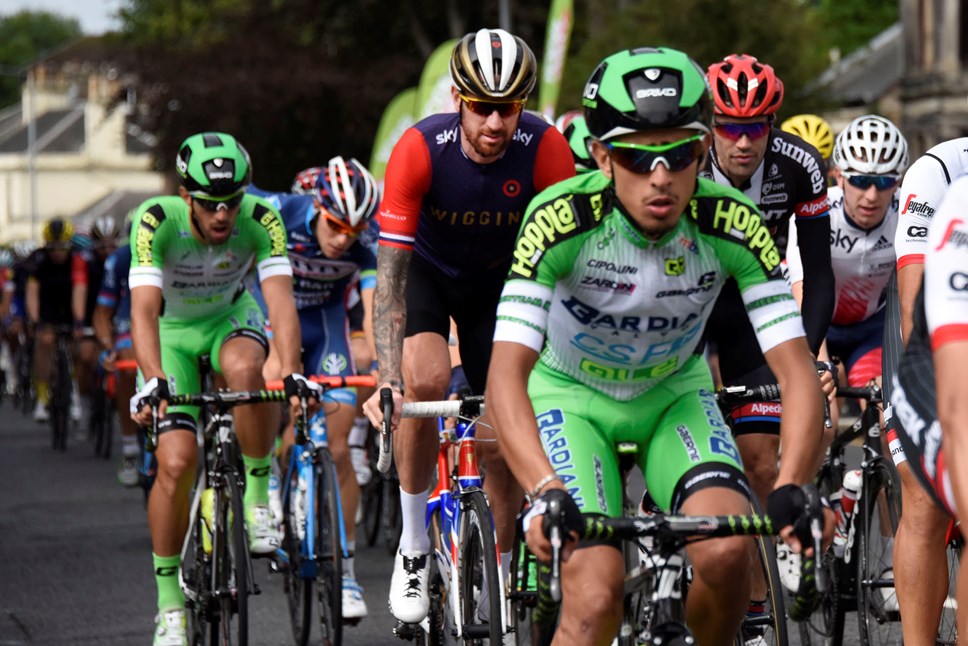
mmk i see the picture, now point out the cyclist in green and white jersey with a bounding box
[129,132,321,646]
[487,48,828,645]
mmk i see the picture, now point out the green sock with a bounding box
[243,454,272,508]
[153,553,184,611]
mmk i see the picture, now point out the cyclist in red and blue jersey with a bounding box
[363,28,574,625]
[94,226,139,486]
[251,156,379,621]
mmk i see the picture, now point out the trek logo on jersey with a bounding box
[535,408,584,506]
[902,194,935,217]
[512,129,533,146]
[771,138,825,193]
[936,218,968,251]
[710,200,781,272]
[664,256,686,276]
[435,127,459,145]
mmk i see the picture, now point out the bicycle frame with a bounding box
[425,410,508,639]
[279,410,348,579]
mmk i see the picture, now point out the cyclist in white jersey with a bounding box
[888,137,968,646]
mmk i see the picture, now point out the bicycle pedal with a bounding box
[392,620,419,641]
[342,616,363,627]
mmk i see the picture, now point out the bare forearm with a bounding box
[131,289,164,379]
[93,306,114,349]
[374,246,411,386]
[897,263,924,345]
[262,275,302,376]
[769,339,825,486]
[486,342,554,494]
[26,281,39,322]
[72,285,86,323]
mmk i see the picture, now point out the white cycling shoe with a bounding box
[342,575,368,620]
[246,504,282,555]
[153,607,188,646]
[388,550,430,624]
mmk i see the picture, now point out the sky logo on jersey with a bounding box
[902,194,935,217]
[512,129,533,146]
[436,127,459,145]
[536,408,584,506]
[512,195,602,278]
[710,200,781,272]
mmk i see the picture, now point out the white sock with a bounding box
[349,418,368,446]
[500,551,511,588]
[398,488,431,555]
[343,540,356,579]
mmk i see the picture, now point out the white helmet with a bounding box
[833,114,909,176]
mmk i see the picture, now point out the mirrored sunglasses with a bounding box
[713,121,772,141]
[459,93,526,118]
[843,173,899,191]
[192,192,245,212]
[323,210,367,237]
[606,134,706,174]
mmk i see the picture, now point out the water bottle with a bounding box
[294,474,308,541]
[832,469,862,558]
[268,462,282,527]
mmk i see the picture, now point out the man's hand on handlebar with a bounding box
[130,376,169,426]
[768,483,835,556]
[362,381,403,430]
[283,372,324,421]
[519,488,583,563]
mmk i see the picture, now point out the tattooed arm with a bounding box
[363,245,411,427]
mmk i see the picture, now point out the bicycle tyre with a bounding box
[856,459,901,646]
[362,476,383,547]
[735,497,789,646]
[184,490,213,645]
[315,448,343,646]
[93,386,114,459]
[281,456,312,646]
[383,470,402,557]
[457,490,502,644]
[509,534,538,646]
[938,530,961,645]
[427,507,455,645]
[211,473,249,645]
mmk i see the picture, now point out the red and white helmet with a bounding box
[708,54,784,118]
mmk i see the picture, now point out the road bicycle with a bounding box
[792,381,902,646]
[48,325,75,451]
[512,484,824,646]
[90,355,119,459]
[144,359,299,645]
[382,392,505,645]
[270,374,375,646]
[13,330,34,415]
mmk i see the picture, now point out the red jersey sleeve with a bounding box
[532,127,577,192]
[377,128,433,251]
[71,253,88,286]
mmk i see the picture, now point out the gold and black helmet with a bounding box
[450,28,537,101]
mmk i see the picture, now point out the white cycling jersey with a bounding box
[786,185,897,326]
[925,175,968,349]
[895,137,968,269]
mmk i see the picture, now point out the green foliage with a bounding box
[0,11,82,108]
[559,0,830,118]
[818,0,899,59]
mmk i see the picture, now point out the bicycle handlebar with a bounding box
[377,387,394,473]
[264,374,377,391]
[400,396,485,419]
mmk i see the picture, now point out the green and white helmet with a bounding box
[582,47,712,141]
[562,116,595,172]
[175,132,252,198]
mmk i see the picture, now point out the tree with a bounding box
[0,11,82,108]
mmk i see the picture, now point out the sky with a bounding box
[1,0,122,34]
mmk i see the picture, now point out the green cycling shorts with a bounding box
[528,354,747,515]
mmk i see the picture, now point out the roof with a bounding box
[0,106,155,155]
[72,190,159,231]
[810,22,902,105]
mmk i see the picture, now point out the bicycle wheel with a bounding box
[383,469,402,556]
[938,530,961,645]
[856,459,901,646]
[184,492,213,645]
[281,458,312,646]
[731,493,788,646]
[509,535,538,646]
[315,449,343,645]
[93,387,114,459]
[457,490,502,644]
[210,473,249,645]
[427,507,456,645]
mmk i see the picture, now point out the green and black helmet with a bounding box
[175,132,252,198]
[582,47,712,141]
[562,116,595,172]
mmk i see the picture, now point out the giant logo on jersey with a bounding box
[511,194,604,278]
[708,199,782,272]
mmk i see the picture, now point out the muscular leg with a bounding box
[735,433,779,600]
[396,332,450,551]
[477,418,522,551]
[894,461,949,646]
[148,429,198,555]
[681,487,753,646]
[326,401,359,545]
[552,545,624,646]
[219,336,273,458]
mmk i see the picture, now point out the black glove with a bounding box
[519,488,583,539]
[130,376,170,414]
[767,484,812,546]
[284,372,323,401]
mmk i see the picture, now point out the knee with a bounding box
[690,536,752,590]
[156,447,196,491]
[744,453,778,488]
[560,578,623,638]
[404,366,448,401]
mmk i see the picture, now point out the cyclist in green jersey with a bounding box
[487,47,829,646]
[128,132,321,646]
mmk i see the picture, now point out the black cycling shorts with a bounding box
[405,254,505,395]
